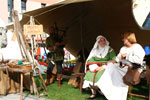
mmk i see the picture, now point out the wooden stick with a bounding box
[128,86,133,100]
[20,73,23,100]
[5,67,9,95]
[146,65,150,84]
[12,10,31,62]
[12,19,24,59]
[80,75,84,93]
[37,69,48,92]
[30,16,48,93]
[23,35,32,57]
[30,72,33,94]
[128,93,149,99]
[31,75,40,98]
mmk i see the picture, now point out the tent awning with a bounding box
[7,0,150,55]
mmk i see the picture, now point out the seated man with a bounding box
[82,35,116,99]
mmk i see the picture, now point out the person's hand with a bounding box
[107,60,116,64]
[95,66,105,71]
[121,53,127,59]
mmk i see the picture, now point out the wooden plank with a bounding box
[24,25,43,35]
[0,67,33,73]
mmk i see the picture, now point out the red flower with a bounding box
[42,56,44,59]
[44,63,48,66]
[38,61,42,65]
[36,56,39,60]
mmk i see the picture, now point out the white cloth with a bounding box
[0,30,23,60]
[88,64,99,71]
[116,44,145,64]
[83,43,145,100]
[87,35,109,60]
[98,63,129,100]
[85,35,110,72]
[83,35,110,88]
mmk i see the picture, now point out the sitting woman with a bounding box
[92,32,145,100]
[82,35,116,99]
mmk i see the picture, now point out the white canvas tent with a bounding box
[0,18,22,60]
[0,30,23,60]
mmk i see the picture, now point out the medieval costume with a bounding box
[45,28,66,87]
[83,35,116,89]
[89,43,145,100]
[98,43,145,100]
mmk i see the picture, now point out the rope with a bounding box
[34,18,41,25]
[19,13,31,17]
[20,0,90,19]
[33,0,77,18]
[18,0,77,18]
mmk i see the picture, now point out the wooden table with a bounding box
[0,66,39,100]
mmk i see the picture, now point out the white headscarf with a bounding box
[86,35,110,61]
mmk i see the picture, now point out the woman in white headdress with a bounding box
[97,32,145,100]
[83,35,116,99]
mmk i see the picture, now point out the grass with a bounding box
[24,75,149,100]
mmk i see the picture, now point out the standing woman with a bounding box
[97,32,145,100]
[82,35,116,99]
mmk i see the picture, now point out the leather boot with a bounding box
[57,74,62,88]
[45,74,51,86]
[50,74,56,84]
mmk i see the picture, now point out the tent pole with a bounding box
[12,10,31,62]
[30,16,48,93]
[80,15,86,63]
[29,16,36,70]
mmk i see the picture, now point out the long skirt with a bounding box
[83,63,129,100]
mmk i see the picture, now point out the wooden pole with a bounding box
[20,73,23,100]
[12,10,31,62]
[29,16,36,70]
[12,22,24,59]
[23,35,32,57]
[29,16,48,92]
[36,68,48,92]
[31,74,40,98]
